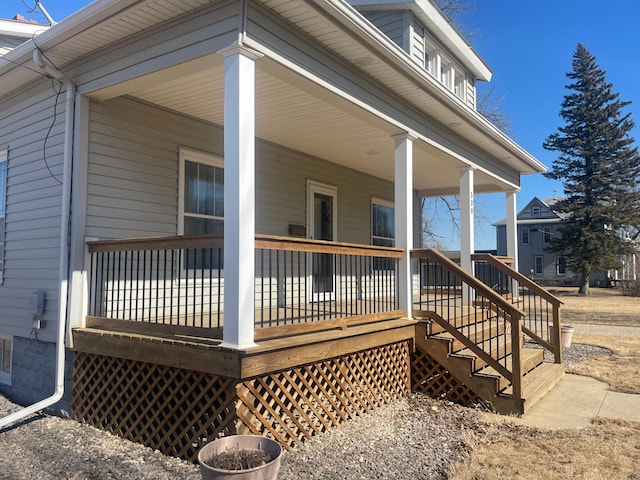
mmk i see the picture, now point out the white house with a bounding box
[0,0,562,461]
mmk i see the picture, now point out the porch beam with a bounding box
[219,43,262,349]
[459,167,475,274]
[393,133,415,316]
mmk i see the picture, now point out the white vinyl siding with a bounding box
[409,17,425,65]
[86,97,221,239]
[359,11,405,50]
[0,82,66,340]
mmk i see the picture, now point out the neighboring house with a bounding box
[495,196,638,286]
[0,0,561,461]
[0,15,48,56]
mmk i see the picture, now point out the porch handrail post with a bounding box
[392,133,415,316]
[510,311,523,406]
[218,42,262,349]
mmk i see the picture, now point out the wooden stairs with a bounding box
[414,309,565,415]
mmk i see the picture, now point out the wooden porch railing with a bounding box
[411,248,525,403]
[472,253,563,363]
[86,234,404,339]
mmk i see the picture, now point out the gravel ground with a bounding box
[0,343,609,479]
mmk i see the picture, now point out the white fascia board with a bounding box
[347,0,492,81]
[0,19,49,38]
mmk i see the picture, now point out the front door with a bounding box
[307,181,337,302]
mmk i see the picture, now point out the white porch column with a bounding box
[506,190,519,271]
[459,167,475,274]
[218,43,262,349]
[506,189,520,299]
[393,133,415,316]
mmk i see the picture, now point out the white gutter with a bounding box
[0,49,75,428]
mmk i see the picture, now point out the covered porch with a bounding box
[41,0,554,464]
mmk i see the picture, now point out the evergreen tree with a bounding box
[544,44,640,294]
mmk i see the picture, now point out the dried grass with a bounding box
[567,334,640,394]
[550,287,640,327]
[449,418,640,480]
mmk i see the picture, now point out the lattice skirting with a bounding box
[72,341,411,462]
[412,345,478,406]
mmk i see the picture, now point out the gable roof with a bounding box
[493,196,565,226]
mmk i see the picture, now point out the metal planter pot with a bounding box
[198,435,283,480]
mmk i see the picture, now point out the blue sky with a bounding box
[3,1,640,249]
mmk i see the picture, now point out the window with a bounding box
[543,227,552,244]
[441,63,452,89]
[521,228,529,245]
[0,149,6,284]
[371,199,394,270]
[531,206,541,216]
[534,256,544,275]
[0,335,11,385]
[557,256,567,275]
[179,148,224,270]
[454,72,465,100]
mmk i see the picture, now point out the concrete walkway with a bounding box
[516,374,640,428]
[511,322,640,428]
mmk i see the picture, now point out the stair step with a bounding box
[474,348,544,390]
[422,311,499,336]
[430,322,506,352]
[501,362,565,410]
[450,337,513,370]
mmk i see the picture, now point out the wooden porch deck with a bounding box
[72,315,416,379]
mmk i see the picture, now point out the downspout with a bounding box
[0,49,75,428]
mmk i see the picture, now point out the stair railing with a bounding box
[472,254,563,364]
[412,249,525,403]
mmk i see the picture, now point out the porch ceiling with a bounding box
[89,54,501,195]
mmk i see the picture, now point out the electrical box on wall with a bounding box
[29,291,46,329]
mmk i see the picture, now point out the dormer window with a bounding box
[454,72,465,100]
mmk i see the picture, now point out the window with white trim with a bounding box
[371,198,394,270]
[0,149,6,285]
[521,228,529,245]
[531,206,541,216]
[543,227,552,244]
[0,335,11,385]
[534,256,544,275]
[179,148,224,270]
[557,256,567,275]
[454,72,466,100]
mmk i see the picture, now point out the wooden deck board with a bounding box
[72,317,417,380]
